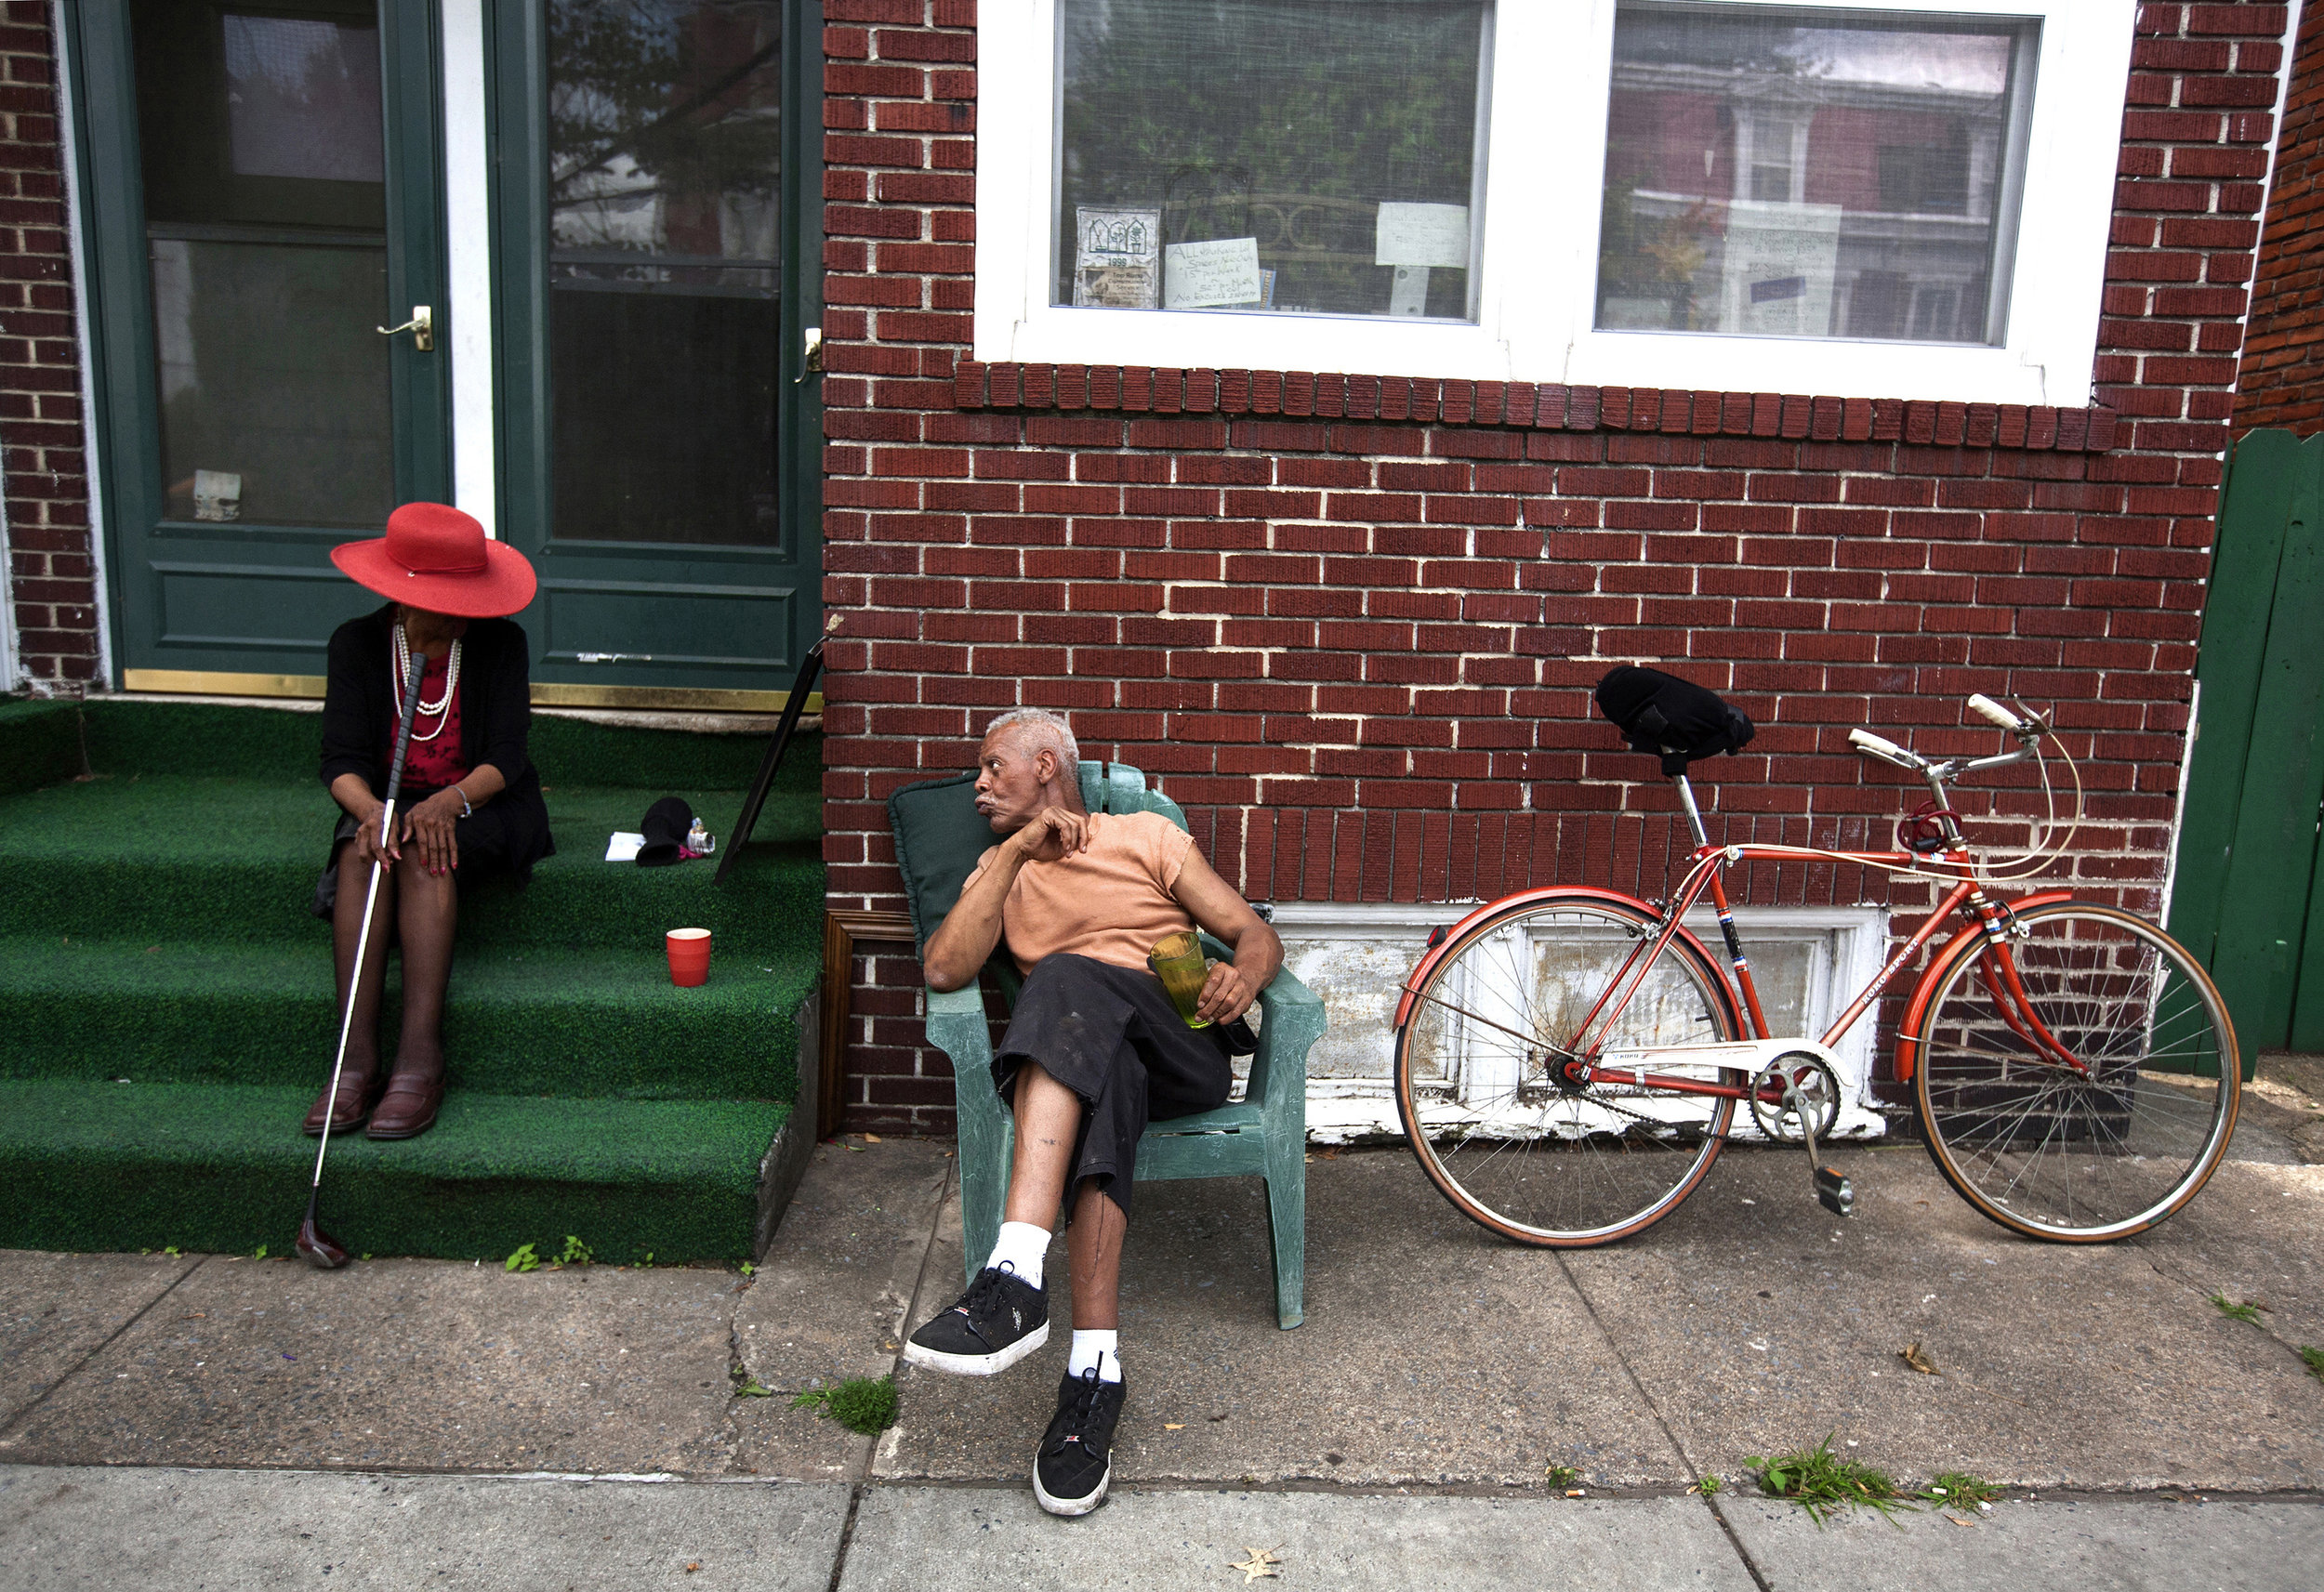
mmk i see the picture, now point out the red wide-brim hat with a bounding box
[331,502,537,619]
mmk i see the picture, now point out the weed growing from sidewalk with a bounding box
[505,1243,540,1273]
[2210,1292,2265,1324]
[793,1375,899,1435]
[555,1235,592,1268]
[2301,1347,2324,1385]
[1690,1474,1723,1496]
[1921,1472,2001,1507]
[1544,1465,1581,1488]
[1745,1435,1910,1527]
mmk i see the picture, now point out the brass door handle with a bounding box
[794,325,822,383]
[376,306,434,351]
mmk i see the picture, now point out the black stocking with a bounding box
[389,854,457,1082]
[330,841,396,1084]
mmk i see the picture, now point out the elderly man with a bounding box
[905,706,1283,1516]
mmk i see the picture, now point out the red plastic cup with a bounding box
[666,928,711,987]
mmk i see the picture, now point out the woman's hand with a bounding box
[401,789,464,875]
[350,799,398,866]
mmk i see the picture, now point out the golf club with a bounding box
[297,647,429,1270]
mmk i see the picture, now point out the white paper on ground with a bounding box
[604,831,645,862]
[1164,237,1264,308]
[1374,202,1471,268]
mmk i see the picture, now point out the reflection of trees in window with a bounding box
[546,1,788,547]
[1057,0,1487,319]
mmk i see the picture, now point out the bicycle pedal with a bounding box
[1814,1166,1854,1218]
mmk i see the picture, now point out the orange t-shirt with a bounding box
[963,810,1198,975]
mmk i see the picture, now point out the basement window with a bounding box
[975,0,2136,407]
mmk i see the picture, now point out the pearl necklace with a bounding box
[391,624,463,743]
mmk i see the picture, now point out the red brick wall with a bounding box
[2238,0,2324,428]
[0,3,94,691]
[818,1,2288,1134]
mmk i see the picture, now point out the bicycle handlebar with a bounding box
[1848,727,1919,769]
[1966,692,2026,732]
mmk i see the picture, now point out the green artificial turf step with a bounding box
[0,775,823,952]
[0,1077,786,1262]
[70,698,813,792]
[0,699,82,796]
[0,934,816,1099]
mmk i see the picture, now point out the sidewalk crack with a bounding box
[1554,1251,1774,1592]
[0,1254,208,1449]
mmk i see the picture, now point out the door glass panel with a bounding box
[547,0,785,546]
[132,0,392,530]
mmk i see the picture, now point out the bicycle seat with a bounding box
[1594,665,1756,776]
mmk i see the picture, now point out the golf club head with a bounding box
[296,1217,350,1270]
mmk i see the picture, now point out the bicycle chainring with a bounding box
[1749,1052,1844,1145]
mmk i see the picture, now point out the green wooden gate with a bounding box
[2166,428,2324,1056]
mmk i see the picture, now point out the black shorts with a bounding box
[991,954,1235,1223]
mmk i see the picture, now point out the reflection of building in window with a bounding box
[1597,7,2031,346]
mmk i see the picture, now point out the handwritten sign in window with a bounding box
[1164,237,1264,309]
[1375,203,1471,269]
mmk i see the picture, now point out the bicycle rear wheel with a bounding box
[1393,891,1744,1246]
[1911,901,2239,1242]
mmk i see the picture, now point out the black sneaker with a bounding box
[1033,1367,1126,1517]
[902,1263,1049,1375]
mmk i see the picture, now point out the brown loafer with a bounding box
[302,1069,379,1137]
[364,1072,444,1139]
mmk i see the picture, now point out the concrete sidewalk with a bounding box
[3,1084,2322,1587]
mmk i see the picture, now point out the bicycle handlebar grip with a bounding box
[1966,692,2025,732]
[1848,727,1911,764]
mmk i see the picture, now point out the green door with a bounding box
[72,0,450,691]
[489,0,824,706]
[2166,428,2324,1057]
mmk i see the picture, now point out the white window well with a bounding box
[975,0,2135,405]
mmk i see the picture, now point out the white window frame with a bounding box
[974,0,2133,406]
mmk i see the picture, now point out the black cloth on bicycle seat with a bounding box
[1594,665,1756,776]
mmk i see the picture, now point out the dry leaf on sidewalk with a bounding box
[1229,1546,1282,1583]
[1899,1341,1940,1375]
[1164,1423,1186,1430]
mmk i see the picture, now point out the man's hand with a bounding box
[1194,957,1262,1026]
[1007,806,1093,865]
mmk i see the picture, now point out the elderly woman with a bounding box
[304,503,553,1140]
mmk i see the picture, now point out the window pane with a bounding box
[1056,0,1491,322]
[548,0,784,546]
[1596,3,2037,345]
[152,239,393,529]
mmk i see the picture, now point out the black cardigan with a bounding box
[319,603,555,875]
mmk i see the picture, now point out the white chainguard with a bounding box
[1966,692,2024,732]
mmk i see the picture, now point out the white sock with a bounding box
[984,1221,1050,1290]
[1068,1329,1121,1383]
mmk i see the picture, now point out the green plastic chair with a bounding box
[888,761,1323,1329]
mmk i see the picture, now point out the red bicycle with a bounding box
[1392,683,2239,1247]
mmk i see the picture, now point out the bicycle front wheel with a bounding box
[1393,891,1743,1246]
[1911,901,2239,1242]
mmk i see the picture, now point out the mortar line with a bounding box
[0,1254,207,1447]
[1552,1250,1775,1592]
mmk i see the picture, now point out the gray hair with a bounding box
[984,706,1079,771]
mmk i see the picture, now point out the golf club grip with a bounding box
[382,650,429,809]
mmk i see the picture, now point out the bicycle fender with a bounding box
[1393,887,1735,1033]
[1890,889,2078,1083]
